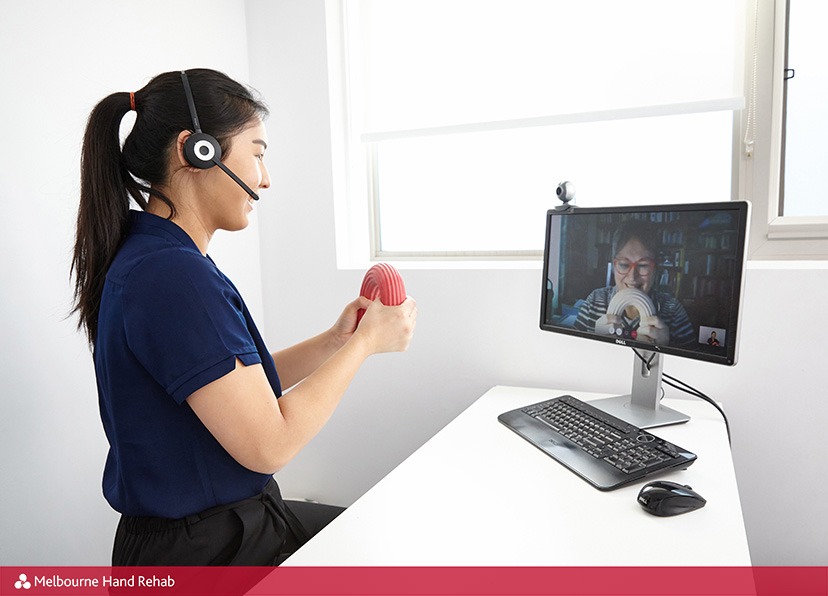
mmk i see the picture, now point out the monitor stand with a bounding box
[590,350,690,429]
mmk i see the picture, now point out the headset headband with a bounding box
[180,71,202,134]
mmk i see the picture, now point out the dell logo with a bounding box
[615,339,627,346]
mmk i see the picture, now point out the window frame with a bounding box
[741,0,828,259]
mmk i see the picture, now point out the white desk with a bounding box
[285,386,751,566]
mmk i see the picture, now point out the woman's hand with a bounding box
[328,296,373,348]
[637,315,669,345]
[353,296,417,354]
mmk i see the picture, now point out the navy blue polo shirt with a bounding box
[94,210,281,518]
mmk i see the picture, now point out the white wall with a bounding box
[247,0,827,566]
[0,0,262,565]
[1,0,826,568]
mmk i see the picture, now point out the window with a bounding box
[741,0,828,258]
[328,0,745,266]
[780,2,828,217]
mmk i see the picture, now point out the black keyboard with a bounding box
[498,395,697,490]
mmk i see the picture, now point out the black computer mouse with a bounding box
[637,480,706,517]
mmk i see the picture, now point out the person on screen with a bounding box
[71,69,417,566]
[707,331,721,346]
[573,220,694,346]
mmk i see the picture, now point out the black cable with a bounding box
[663,375,731,445]
[632,348,731,445]
[632,348,656,371]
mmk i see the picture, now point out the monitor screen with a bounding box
[541,202,749,367]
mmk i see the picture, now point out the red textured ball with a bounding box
[357,263,406,324]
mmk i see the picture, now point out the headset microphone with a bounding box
[180,71,260,201]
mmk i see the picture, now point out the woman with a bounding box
[573,220,693,347]
[71,69,417,565]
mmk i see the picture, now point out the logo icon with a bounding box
[14,574,31,590]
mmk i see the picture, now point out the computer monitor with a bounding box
[541,201,750,428]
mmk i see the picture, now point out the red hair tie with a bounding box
[129,92,136,111]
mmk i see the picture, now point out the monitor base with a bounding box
[589,394,690,429]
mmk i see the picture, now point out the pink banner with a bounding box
[2,566,826,596]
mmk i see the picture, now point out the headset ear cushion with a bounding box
[183,132,222,169]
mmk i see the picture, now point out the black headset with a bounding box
[180,71,259,201]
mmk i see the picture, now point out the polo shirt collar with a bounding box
[130,209,202,255]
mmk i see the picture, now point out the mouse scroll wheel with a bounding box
[636,434,655,443]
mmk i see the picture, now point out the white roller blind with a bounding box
[356,0,742,135]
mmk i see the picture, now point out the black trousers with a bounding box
[112,479,344,566]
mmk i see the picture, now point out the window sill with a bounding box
[337,256,544,271]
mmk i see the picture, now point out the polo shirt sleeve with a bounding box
[122,250,262,404]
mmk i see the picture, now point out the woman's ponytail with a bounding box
[72,92,137,345]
